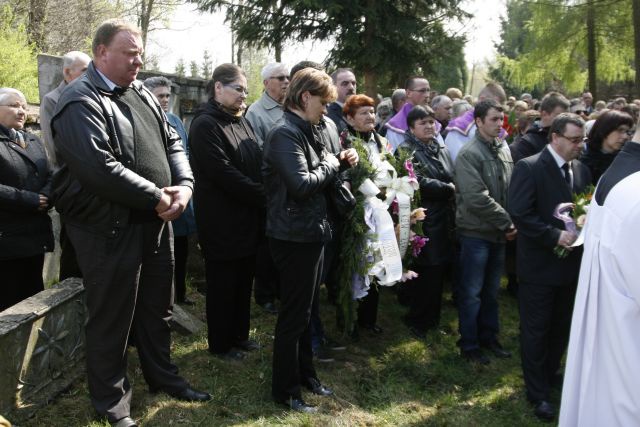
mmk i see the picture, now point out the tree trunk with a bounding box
[28,0,47,51]
[274,42,282,62]
[362,0,377,98]
[586,0,597,99]
[633,0,640,97]
[364,69,377,100]
[237,42,243,67]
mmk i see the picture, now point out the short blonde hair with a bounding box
[283,68,336,111]
[92,19,141,56]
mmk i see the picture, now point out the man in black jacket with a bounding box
[326,68,356,134]
[51,19,210,427]
[508,113,591,422]
[510,92,570,163]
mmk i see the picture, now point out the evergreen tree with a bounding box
[201,50,213,79]
[190,60,200,78]
[175,58,186,76]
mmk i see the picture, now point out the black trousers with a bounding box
[59,221,82,281]
[269,238,322,401]
[404,264,446,331]
[67,221,187,422]
[518,281,576,402]
[173,235,189,302]
[254,239,279,305]
[0,254,45,312]
[357,284,379,327]
[204,254,255,353]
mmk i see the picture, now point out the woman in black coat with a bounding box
[262,68,358,412]
[397,105,456,337]
[0,87,53,312]
[188,64,265,360]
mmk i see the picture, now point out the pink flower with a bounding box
[410,235,429,257]
[404,159,417,181]
[391,199,399,215]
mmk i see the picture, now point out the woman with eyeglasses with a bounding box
[263,68,358,412]
[0,87,54,312]
[189,64,265,360]
[580,109,635,185]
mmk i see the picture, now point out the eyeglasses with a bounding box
[224,84,249,95]
[410,88,430,93]
[270,75,290,82]
[558,133,584,144]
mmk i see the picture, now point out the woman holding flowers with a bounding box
[397,105,456,337]
[340,94,392,335]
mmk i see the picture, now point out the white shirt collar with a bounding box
[547,144,570,168]
[96,68,119,91]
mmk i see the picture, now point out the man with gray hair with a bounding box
[432,94,453,137]
[245,62,289,147]
[40,51,91,167]
[39,50,90,282]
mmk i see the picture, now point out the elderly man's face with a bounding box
[64,58,90,83]
[335,71,356,103]
[264,67,289,103]
[95,30,143,87]
[434,98,453,122]
[582,92,593,107]
[0,93,28,130]
[151,86,171,112]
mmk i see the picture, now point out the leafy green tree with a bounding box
[499,0,634,98]
[192,0,469,97]
[0,6,39,102]
[201,49,213,79]
[175,57,186,76]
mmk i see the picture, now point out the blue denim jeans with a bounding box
[457,236,506,351]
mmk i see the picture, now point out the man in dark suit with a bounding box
[326,68,356,134]
[508,113,592,422]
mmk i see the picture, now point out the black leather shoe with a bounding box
[212,349,246,361]
[234,339,261,351]
[276,397,317,413]
[534,400,556,422]
[482,341,512,358]
[168,387,212,402]
[111,416,137,427]
[360,324,383,334]
[461,349,490,365]
[260,301,278,314]
[305,377,333,396]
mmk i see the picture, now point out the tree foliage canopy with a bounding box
[0,6,39,102]
[497,0,634,95]
[192,0,470,95]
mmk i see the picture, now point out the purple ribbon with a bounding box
[553,202,576,234]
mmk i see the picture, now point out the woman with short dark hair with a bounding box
[189,64,264,360]
[397,105,456,337]
[0,87,54,311]
[581,109,634,184]
[263,68,358,412]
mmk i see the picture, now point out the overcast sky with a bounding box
[146,0,505,75]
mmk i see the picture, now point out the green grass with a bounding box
[24,281,554,426]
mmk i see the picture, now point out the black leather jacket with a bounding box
[398,133,456,266]
[50,62,194,236]
[262,110,341,242]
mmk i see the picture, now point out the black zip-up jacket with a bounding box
[509,122,549,163]
[262,110,341,242]
[189,99,265,260]
[50,62,193,237]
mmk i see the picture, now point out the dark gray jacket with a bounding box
[262,110,340,242]
[51,62,194,237]
[0,127,54,259]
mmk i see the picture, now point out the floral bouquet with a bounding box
[553,185,595,258]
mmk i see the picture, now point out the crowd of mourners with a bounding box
[2,18,640,427]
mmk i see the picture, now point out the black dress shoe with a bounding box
[534,400,556,422]
[211,349,246,361]
[111,416,137,427]
[168,387,212,402]
[482,341,512,358]
[234,339,261,351]
[260,301,278,314]
[461,349,490,365]
[276,397,317,413]
[305,377,333,396]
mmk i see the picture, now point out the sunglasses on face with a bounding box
[224,84,249,95]
[270,75,290,82]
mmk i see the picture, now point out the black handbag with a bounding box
[327,176,356,217]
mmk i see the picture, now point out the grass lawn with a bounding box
[25,281,554,426]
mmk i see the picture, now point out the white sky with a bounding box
[146,0,505,74]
